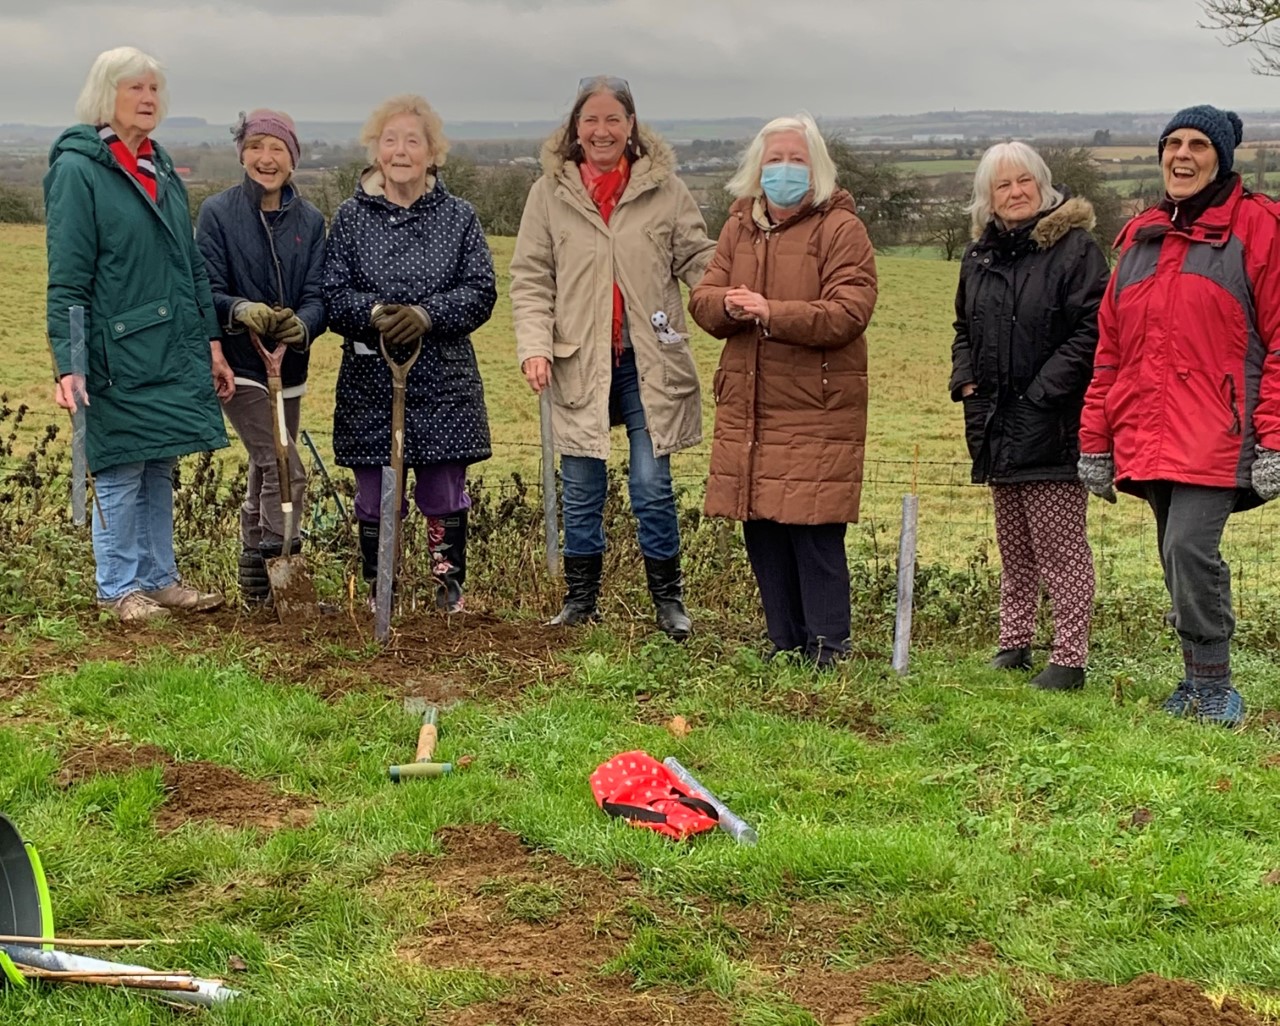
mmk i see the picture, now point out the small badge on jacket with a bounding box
[651,310,687,345]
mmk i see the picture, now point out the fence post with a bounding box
[892,493,919,676]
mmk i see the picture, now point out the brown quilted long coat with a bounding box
[688,190,877,524]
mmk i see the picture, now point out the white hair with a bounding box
[968,141,1062,235]
[74,46,169,126]
[726,112,838,206]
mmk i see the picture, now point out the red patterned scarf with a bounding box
[579,157,631,362]
[98,124,157,201]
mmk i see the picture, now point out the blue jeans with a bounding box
[91,458,180,601]
[561,349,680,560]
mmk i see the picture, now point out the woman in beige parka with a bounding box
[511,76,714,638]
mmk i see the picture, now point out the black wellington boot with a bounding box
[548,553,603,626]
[643,554,692,641]
[238,546,269,608]
[431,511,467,613]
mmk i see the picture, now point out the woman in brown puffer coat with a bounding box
[689,113,877,667]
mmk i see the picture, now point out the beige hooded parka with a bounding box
[511,125,715,459]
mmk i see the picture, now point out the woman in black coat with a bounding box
[950,141,1109,690]
[323,94,496,612]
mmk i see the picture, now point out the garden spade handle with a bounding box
[251,332,294,551]
[374,335,422,642]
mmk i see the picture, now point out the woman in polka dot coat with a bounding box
[323,94,497,612]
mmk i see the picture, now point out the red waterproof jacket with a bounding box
[1079,178,1280,500]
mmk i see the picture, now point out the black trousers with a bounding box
[742,519,850,661]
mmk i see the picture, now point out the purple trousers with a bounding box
[352,463,470,521]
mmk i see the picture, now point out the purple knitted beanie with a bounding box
[233,109,300,167]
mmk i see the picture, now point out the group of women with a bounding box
[956,105,1280,728]
[43,47,1279,728]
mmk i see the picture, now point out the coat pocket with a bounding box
[961,394,990,463]
[551,338,589,409]
[1003,395,1067,471]
[100,297,176,390]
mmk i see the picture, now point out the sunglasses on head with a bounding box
[578,75,631,97]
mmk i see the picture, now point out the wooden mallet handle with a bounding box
[415,722,438,763]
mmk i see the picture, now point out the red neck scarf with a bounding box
[579,157,631,362]
[98,124,157,201]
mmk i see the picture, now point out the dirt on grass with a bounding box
[1033,974,1268,1026]
[55,740,314,833]
[781,954,940,1025]
[155,761,315,833]
[56,740,170,787]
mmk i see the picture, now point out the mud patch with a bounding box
[782,954,940,1025]
[1033,974,1267,1026]
[155,761,314,833]
[444,975,731,1026]
[56,741,171,787]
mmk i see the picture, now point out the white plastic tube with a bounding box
[663,757,758,846]
[3,945,239,1007]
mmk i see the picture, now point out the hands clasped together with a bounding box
[724,285,770,327]
[234,302,307,349]
[371,303,431,346]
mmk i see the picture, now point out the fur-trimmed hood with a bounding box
[974,194,1095,247]
[538,123,676,189]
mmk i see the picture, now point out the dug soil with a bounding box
[1034,974,1269,1026]
[56,740,314,833]
[383,824,975,1026]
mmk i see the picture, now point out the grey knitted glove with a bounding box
[1077,452,1116,503]
[1252,446,1280,501]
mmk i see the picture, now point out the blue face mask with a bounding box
[760,162,810,207]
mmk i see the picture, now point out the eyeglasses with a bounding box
[1160,134,1214,155]
[578,75,631,97]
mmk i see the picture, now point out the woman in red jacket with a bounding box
[1079,105,1280,727]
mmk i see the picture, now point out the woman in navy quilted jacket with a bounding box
[197,108,327,608]
[323,94,496,612]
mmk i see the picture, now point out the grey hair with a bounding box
[74,46,168,126]
[968,141,1062,235]
[726,113,838,206]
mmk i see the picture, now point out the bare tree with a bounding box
[1201,0,1280,74]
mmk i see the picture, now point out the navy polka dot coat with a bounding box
[323,170,496,467]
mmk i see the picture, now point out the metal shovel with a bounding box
[251,332,318,623]
[374,335,422,643]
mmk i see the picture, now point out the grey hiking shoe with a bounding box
[142,583,224,612]
[1161,680,1197,717]
[1195,687,1246,729]
[99,591,170,622]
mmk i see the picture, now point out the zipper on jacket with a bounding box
[1222,374,1242,435]
[258,209,287,307]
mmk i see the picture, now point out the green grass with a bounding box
[6,226,1280,1022]
[2,630,1280,1022]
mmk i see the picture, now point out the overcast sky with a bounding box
[1,0,1277,125]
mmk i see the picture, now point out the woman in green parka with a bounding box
[45,46,233,622]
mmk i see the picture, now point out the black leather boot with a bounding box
[644,554,692,641]
[238,546,269,607]
[549,553,603,626]
[431,511,467,613]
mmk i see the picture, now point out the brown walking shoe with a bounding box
[99,591,170,622]
[142,583,224,612]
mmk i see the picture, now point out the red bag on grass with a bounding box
[590,750,719,840]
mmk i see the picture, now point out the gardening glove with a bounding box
[1252,446,1280,501]
[271,308,308,350]
[232,301,277,337]
[1077,452,1116,504]
[371,303,430,346]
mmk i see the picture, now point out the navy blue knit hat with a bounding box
[1158,105,1244,176]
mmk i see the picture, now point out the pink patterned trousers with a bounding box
[991,481,1095,667]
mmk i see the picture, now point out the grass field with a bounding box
[4,225,1280,1024]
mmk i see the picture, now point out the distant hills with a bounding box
[7,109,1280,150]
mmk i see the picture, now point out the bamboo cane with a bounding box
[0,935,180,948]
